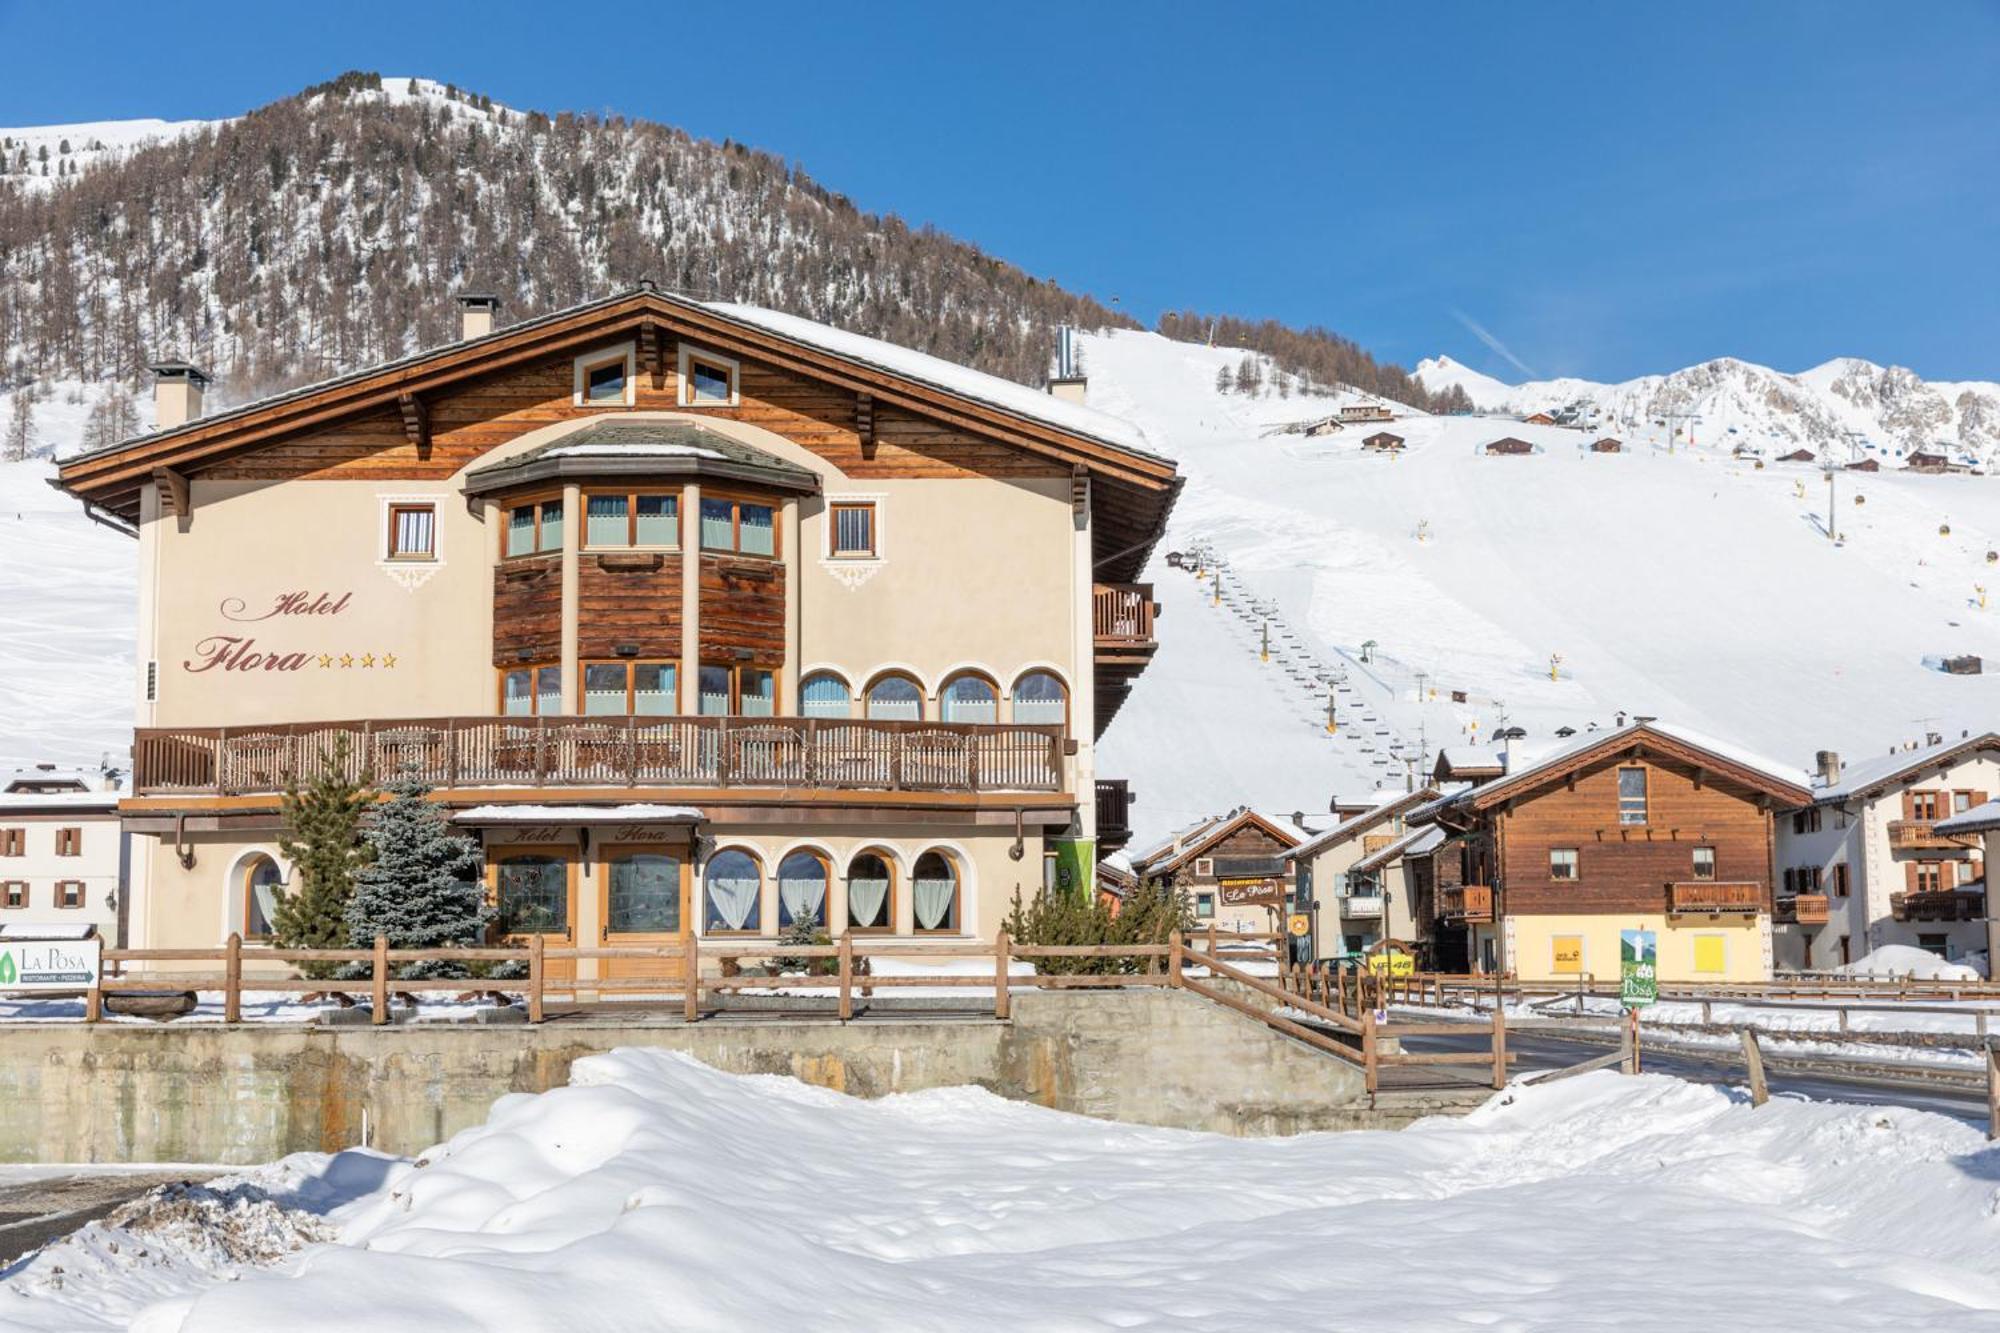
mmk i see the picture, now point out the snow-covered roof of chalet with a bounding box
[1419,721,1811,819]
[0,765,122,809]
[461,419,820,496]
[1936,799,2000,837]
[1350,825,1446,875]
[1287,788,1437,860]
[1127,808,1309,873]
[452,804,706,825]
[1808,731,2000,805]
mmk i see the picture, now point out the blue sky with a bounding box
[1,0,1994,383]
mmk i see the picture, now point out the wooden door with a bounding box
[490,846,578,982]
[599,842,690,983]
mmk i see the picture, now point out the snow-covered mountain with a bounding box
[1416,354,2000,467]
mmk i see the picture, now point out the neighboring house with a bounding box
[1360,431,1405,453]
[1588,437,1622,454]
[1521,412,1556,426]
[1095,853,1135,916]
[1300,416,1343,438]
[0,765,129,944]
[1338,404,1394,423]
[1413,722,1811,982]
[1484,437,1535,456]
[1285,787,1440,961]
[1933,798,2000,969]
[1775,733,2000,968]
[1844,457,1880,472]
[1776,448,1818,464]
[1124,808,1311,934]
[1432,746,1504,786]
[53,286,1182,981]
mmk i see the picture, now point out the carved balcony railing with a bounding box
[1437,884,1493,922]
[1887,819,1975,852]
[133,716,1068,798]
[1890,890,1986,923]
[1667,881,1764,913]
[1093,583,1156,646]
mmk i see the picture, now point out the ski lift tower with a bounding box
[1657,404,1704,453]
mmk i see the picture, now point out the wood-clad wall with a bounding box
[203,343,1067,484]
[492,555,562,665]
[1497,758,1773,915]
[697,555,785,665]
[577,555,682,661]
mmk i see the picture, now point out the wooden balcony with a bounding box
[1775,893,1830,926]
[132,716,1067,798]
[1340,893,1385,919]
[1096,778,1133,852]
[1667,881,1764,914]
[1890,889,1986,923]
[1094,582,1159,738]
[1437,884,1493,923]
[1887,819,1974,851]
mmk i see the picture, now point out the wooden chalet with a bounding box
[1844,457,1880,472]
[1286,788,1440,960]
[1776,448,1818,464]
[1412,722,1811,980]
[1521,411,1556,426]
[1361,431,1405,453]
[1127,808,1306,934]
[53,284,1183,971]
[1483,437,1535,456]
[1588,437,1621,453]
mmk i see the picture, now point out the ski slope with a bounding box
[1091,328,2000,846]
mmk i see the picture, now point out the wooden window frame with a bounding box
[1010,671,1070,730]
[701,846,765,937]
[497,663,564,717]
[698,490,781,559]
[1911,789,1944,822]
[911,849,962,935]
[575,347,636,408]
[843,849,897,934]
[828,501,878,559]
[863,670,926,721]
[775,848,834,932]
[489,846,579,942]
[55,879,85,910]
[1692,846,1717,881]
[385,502,438,562]
[1616,766,1649,826]
[0,828,21,857]
[1548,848,1578,881]
[599,842,690,943]
[2,880,23,909]
[582,489,681,551]
[678,345,741,408]
[501,492,566,559]
[580,660,680,716]
[798,670,854,719]
[241,855,282,939]
[55,827,82,857]
[937,670,1001,724]
[699,662,780,716]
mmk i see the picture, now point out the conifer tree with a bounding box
[344,773,490,979]
[273,736,374,978]
[3,393,35,462]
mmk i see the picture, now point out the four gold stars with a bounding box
[317,651,402,669]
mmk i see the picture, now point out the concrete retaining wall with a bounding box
[0,990,1475,1164]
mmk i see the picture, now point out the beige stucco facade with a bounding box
[1504,911,1772,984]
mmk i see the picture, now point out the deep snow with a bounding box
[6,1052,2000,1330]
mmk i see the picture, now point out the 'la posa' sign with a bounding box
[0,937,102,990]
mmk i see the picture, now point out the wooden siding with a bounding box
[491,555,562,666]
[577,554,683,661]
[698,555,785,664]
[1498,757,1773,916]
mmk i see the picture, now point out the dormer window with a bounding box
[679,346,740,406]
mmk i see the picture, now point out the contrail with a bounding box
[1450,309,1541,381]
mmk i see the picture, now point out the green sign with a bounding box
[1620,928,1658,1008]
[1050,838,1096,900]
[0,938,100,991]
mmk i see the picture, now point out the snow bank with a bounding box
[52,1051,2000,1330]
[1840,944,1983,981]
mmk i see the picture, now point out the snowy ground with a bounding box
[6,1052,2000,1330]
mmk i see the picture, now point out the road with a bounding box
[1401,1027,1993,1129]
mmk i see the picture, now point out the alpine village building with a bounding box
[54,287,1182,982]
[1411,722,1812,982]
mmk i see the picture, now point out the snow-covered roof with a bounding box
[1289,788,1437,860]
[1810,731,2000,804]
[1936,798,2000,836]
[1350,825,1446,874]
[1429,721,1811,816]
[453,804,705,825]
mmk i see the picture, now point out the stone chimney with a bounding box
[1815,750,1842,786]
[456,292,501,340]
[149,361,209,431]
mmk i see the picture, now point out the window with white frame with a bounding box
[1549,848,1578,880]
[574,345,636,407]
[1011,672,1067,726]
[386,503,436,561]
[678,345,740,407]
[829,501,876,558]
[800,672,853,718]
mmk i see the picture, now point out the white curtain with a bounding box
[708,867,758,930]
[848,871,889,928]
[780,863,827,925]
[914,870,955,930]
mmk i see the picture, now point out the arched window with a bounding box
[778,850,830,929]
[1011,671,1068,726]
[241,855,283,939]
[846,851,894,932]
[865,673,924,722]
[704,848,762,934]
[939,672,998,724]
[800,672,853,719]
[912,851,960,934]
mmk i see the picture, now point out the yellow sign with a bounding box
[1287,913,1311,938]
[1552,936,1584,975]
[1365,950,1416,977]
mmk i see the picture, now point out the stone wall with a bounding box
[0,991,1477,1164]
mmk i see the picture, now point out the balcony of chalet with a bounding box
[1093,582,1157,732]
[1890,889,1987,923]
[1339,892,1386,919]
[1665,881,1764,914]
[1887,819,1978,852]
[1095,778,1133,852]
[1774,893,1831,926]
[1436,884,1493,923]
[131,715,1069,800]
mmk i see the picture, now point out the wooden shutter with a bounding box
[1902,790,1917,820]
[1942,860,1957,890]
[1906,860,1920,892]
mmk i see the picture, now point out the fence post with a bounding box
[1621,1006,1638,1074]
[224,931,243,1024]
[527,934,545,1024]
[1701,999,1713,1025]
[1491,1002,1508,1090]
[1168,929,1184,988]
[1838,1008,1851,1035]
[1989,1045,1999,1142]
[371,934,389,1024]
[838,931,854,1022]
[1740,1028,1769,1107]
[1207,921,1218,956]
[994,930,1011,1020]
[684,935,701,1024]
[1362,1007,1379,1095]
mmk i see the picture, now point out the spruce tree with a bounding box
[273,736,374,978]
[345,773,490,979]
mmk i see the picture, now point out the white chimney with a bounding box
[456,293,501,340]
[1815,750,1842,786]
[1048,325,1086,405]
[149,361,208,431]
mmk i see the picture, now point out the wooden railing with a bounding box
[1437,885,1493,921]
[1775,893,1830,925]
[1666,881,1764,913]
[1888,819,1969,851]
[1095,778,1133,848]
[1890,889,1985,922]
[132,716,1068,797]
[1271,961,1511,1093]
[1092,582,1155,644]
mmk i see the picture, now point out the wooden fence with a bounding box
[78,929,1512,1095]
